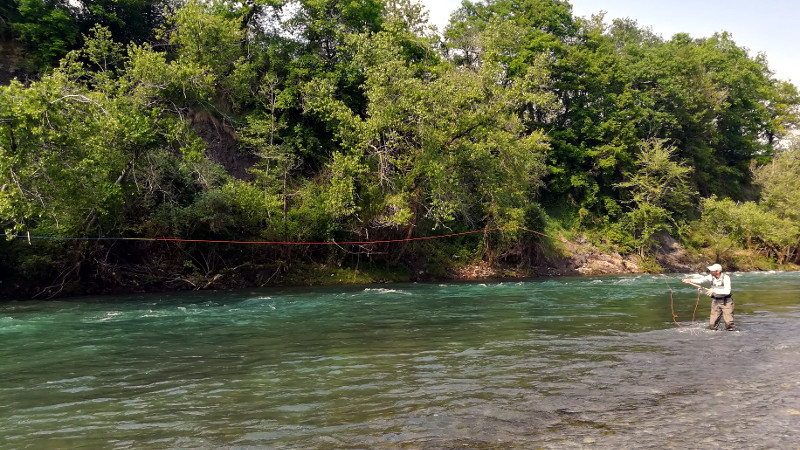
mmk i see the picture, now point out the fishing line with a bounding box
[662,274,701,333]
[662,274,682,327]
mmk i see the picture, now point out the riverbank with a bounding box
[1,234,796,300]
[437,230,797,282]
[112,239,798,292]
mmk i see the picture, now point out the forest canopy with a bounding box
[1,0,798,298]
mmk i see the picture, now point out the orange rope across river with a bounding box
[2,226,567,246]
[8,228,698,327]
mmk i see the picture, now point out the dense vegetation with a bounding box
[1,0,799,298]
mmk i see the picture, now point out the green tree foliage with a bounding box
[1,63,130,236]
[753,142,800,222]
[696,197,798,265]
[1,2,20,38]
[73,0,168,45]
[11,0,80,70]
[446,2,642,220]
[631,32,777,197]
[751,142,800,263]
[237,74,299,240]
[614,139,694,256]
[161,0,244,79]
[2,0,799,297]
[8,0,170,73]
[446,2,795,221]
[0,21,222,237]
[0,23,226,294]
[302,25,549,241]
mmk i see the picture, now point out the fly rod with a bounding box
[682,280,711,293]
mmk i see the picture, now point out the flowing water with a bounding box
[2,272,800,449]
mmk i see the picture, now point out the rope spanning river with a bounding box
[2,272,799,448]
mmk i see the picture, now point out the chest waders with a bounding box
[709,275,735,330]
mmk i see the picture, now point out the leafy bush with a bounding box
[695,196,799,264]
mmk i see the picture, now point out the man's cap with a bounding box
[707,263,722,272]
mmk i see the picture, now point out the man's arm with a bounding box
[682,274,711,285]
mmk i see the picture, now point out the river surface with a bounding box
[2,272,800,449]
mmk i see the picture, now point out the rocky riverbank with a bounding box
[446,233,795,282]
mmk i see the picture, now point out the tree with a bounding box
[238,74,298,241]
[72,0,168,46]
[0,23,229,293]
[302,23,550,252]
[753,142,800,222]
[751,141,800,263]
[615,139,694,257]
[697,197,798,265]
[626,32,789,198]
[161,0,244,79]
[445,2,644,222]
[9,0,170,73]
[11,0,80,70]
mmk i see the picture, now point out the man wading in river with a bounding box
[682,264,735,331]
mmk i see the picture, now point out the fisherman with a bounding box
[682,263,735,330]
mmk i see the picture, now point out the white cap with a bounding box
[707,263,722,272]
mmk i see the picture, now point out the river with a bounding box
[1,271,799,448]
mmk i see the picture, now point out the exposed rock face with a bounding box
[560,235,640,276]
[188,110,257,180]
[447,235,642,281]
[446,232,715,281]
[0,38,26,85]
[653,231,706,273]
[449,262,499,280]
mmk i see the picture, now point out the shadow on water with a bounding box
[1,272,799,448]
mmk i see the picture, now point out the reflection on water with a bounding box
[1,272,799,448]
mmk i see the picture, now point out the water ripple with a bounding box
[1,273,799,447]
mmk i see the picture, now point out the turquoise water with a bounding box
[2,272,799,448]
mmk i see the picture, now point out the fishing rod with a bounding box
[682,280,711,293]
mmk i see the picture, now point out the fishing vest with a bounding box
[710,274,732,301]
